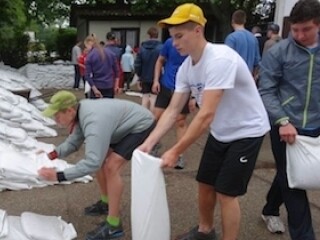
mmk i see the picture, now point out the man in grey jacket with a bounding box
[38,90,155,240]
[259,0,320,239]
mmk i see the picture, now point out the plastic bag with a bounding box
[131,149,170,240]
[286,135,320,189]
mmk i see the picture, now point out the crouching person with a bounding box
[38,90,155,240]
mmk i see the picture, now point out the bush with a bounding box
[28,42,47,63]
[56,28,77,61]
[0,31,29,68]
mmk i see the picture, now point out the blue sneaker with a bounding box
[86,222,124,240]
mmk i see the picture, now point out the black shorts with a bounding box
[196,134,264,196]
[110,122,155,160]
[140,82,153,94]
[155,85,190,114]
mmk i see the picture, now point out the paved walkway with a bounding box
[1,90,319,240]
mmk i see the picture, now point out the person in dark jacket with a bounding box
[105,32,124,90]
[134,27,162,113]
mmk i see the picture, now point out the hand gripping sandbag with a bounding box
[131,149,170,240]
[286,135,320,189]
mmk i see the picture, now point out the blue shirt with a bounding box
[160,38,187,90]
[225,29,261,72]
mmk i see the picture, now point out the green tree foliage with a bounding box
[24,0,70,27]
[0,0,26,40]
[56,28,77,60]
[1,32,29,68]
[0,0,29,68]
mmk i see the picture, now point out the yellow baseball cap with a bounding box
[42,90,77,117]
[158,3,207,27]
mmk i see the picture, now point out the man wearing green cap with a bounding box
[39,90,155,240]
[139,3,270,240]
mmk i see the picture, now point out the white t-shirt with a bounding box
[175,43,270,142]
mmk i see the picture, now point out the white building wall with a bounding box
[274,0,297,34]
[274,0,320,35]
[88,20,161,44]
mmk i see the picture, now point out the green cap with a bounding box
[42,90,77,117]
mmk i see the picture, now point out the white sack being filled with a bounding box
[131,149,170,240]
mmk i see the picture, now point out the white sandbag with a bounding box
[84,81,91,94]
[131,149,170,240]
[0,101,12,113]
[0,151,93,191]
[286,135,320,189]
[3,216,30,240]
[21,212,77,240]
[29,98,49,111]
[0,209,9,238]
[0,123,28,142]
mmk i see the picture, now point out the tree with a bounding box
[130,0,266,40]
[0,0,26,40]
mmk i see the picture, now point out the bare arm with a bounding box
[139,91,190,152]
[152,55,165,94]
[162,89,224,168]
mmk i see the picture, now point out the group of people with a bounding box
[38,0,320,239]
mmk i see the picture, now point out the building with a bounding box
[70,1,219,47]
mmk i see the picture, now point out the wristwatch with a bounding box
[279,119,290,126]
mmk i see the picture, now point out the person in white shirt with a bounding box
[139,3,270,240]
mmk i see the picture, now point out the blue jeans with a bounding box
[262,126,315,240]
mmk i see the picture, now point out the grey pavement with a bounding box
[1,90,319,240]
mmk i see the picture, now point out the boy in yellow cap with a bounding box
[139,3,270,240]
[39,90,155,240]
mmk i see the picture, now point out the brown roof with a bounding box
[70,2,216,27]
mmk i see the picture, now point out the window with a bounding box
[111,28,140,49]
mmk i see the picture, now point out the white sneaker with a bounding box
[261,214,285,234]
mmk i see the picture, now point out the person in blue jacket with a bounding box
[259,0,320,238]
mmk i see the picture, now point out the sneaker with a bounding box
[86,222,124,240]
[175,226,217,240]
[261,214,285,234]
[175,155,185,170]
[84,200,108,216]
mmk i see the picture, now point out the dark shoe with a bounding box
[84,200,108,216]
[175,226,217,240]
[86,222,124,240]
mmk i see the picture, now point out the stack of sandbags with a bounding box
[0,209,77,240]
[0,88,56,138]
[0,151,92,192]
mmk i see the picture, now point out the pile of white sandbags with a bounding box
[0,63,42,99]
[0,88,56,139]
[0,209,77,240]
[19,63,83,89]
[0,151,92,192]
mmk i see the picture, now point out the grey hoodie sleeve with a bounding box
[258,48,288,125]
[63,115,116,180]
[55,124,84,158]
